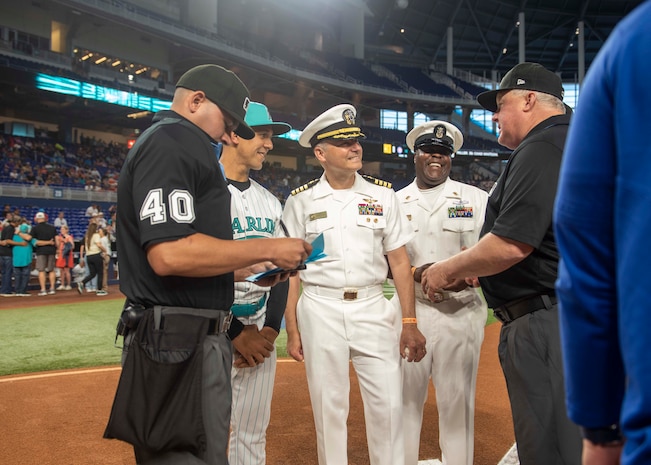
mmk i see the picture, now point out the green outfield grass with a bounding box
[0,284,496,376]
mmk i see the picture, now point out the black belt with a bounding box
[153,305,233,334]
[493,294,557,324]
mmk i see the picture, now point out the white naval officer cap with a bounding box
[298,104,366,148]
[406,120,463,154]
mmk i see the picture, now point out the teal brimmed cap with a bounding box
[406,120,463,154]
[176,64,255,139]
[477,62,564,112]
[299,104,366,148]
[245,102,292,135]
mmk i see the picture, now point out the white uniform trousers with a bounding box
[298,287,404,465]
[395,291,486,465]
[229,310,277,465]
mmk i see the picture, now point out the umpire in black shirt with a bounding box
[105,64,311,465]
[420,63,582,464]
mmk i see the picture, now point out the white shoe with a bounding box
[56,285,65,291]
[38,290,48,296]
[64,285,72,291]
[48,290,55,295]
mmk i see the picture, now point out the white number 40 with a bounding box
[140,189,196,224]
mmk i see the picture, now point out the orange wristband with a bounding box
[411,266,416,277]
[402,317,418,324]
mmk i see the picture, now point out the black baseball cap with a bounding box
[176,64,255,139]
[477,62,564,112]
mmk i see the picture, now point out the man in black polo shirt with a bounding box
[420,63,582,464]
[104,64,311,465]
[31,212,57,295]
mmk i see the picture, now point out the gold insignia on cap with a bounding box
[316,126,363,141]
[435,125,446,139]
[343,108,355,125]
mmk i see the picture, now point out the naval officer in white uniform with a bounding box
[392,120,488,465]
[282,103,427,465]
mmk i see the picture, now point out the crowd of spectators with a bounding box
[0,132,499,202]
[0,133,123,191]
[0,130,502,295]
[0,203,118,296]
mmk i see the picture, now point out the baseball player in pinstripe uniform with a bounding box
[220,101,292,465]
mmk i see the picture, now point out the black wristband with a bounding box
[226,317,244,340]
[581,424,623,446]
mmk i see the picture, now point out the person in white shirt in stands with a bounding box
[53,211,68,229]
[85,204,98,218]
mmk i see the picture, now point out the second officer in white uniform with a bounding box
[283,104,427,465]
[392,121,488,465]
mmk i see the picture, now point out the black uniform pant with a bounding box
[498,304,582,465]
[107,307,233,465]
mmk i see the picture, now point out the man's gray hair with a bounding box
[511,89,566,114]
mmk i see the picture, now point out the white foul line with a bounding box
[0,366,122,383]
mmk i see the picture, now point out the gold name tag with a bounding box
[309,211,328,221]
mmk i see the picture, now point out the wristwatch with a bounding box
[581,424,624,446]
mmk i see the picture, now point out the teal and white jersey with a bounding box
[228,178,283,302]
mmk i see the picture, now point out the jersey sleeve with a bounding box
[129,130,204,248]
[554,30,626,428]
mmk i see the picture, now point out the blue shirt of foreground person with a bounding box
[555,2,651,464]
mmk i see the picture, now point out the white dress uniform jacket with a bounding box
[393,178,488,465]
[282,172,414,465]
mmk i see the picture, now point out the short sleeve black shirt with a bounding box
[116,110,234,310]
[31,222,57,256]
[479,114,571,308]
[0,224,15,257]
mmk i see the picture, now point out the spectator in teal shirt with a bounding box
[12,222,33,297]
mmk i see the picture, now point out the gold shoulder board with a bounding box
[291,178,320,196]
[362,174,392,189]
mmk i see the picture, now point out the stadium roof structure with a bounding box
[0,0,644,140]
[363,0,644,80]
